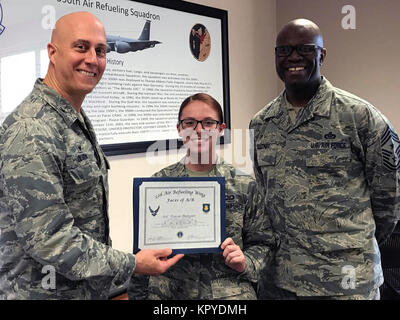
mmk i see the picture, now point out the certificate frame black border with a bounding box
[102,0,231,156]
[133,176,226,254]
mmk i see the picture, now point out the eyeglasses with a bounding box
[179,119,220,130]
[275,44,323,57]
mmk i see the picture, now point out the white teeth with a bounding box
[289,67,304,71]
[78,70,95,77]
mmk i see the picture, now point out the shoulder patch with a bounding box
[381,125,400,170]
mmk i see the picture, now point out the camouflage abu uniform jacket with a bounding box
[250,77,400,297]
[0,79,135,299]
[130,159,274,300]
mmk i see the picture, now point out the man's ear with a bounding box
[47,42,57,65]
[319,48,327,66]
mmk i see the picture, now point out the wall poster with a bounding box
[0,0,230,155]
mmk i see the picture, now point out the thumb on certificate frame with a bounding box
[221,237,234,249]
[154,248,173,258]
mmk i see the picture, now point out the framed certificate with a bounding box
[133,177,226,254]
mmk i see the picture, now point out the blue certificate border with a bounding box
[133,177,226,254]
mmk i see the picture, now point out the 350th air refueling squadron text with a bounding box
[153,304,248,318]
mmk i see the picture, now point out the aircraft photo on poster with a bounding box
[106,20,161,54]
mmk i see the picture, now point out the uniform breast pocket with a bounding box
[256,148,277,167]
[64,153,100,197]
[306,148,351,168]
[305,148,351,188]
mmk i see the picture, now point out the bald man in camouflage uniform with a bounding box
[0,12,181,300]
[250,19,400,299]
[144,159,273,300]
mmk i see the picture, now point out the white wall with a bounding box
[108,0,277,252]
[276,0,400,133]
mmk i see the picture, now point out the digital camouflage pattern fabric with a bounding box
[0,79,135,299]
[129,159,275,300]
[250,77,400,298]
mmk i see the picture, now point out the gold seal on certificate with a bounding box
[133,177,226,254]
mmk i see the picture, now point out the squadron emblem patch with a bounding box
[202,203,210,213]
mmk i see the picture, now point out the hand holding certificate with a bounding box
[134,248,184,275]
[133,177,226,254]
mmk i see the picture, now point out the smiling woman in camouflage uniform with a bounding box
[129,93,274,300]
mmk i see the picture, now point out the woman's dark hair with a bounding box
[178,93,223,123]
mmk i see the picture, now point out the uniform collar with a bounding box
[262,77,334,122]
[34,78,79,128]
[177,156,228,177]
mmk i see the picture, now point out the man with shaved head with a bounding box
[0,12,182,299]
[250,19,399,299]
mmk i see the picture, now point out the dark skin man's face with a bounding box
[275,25,326,90]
